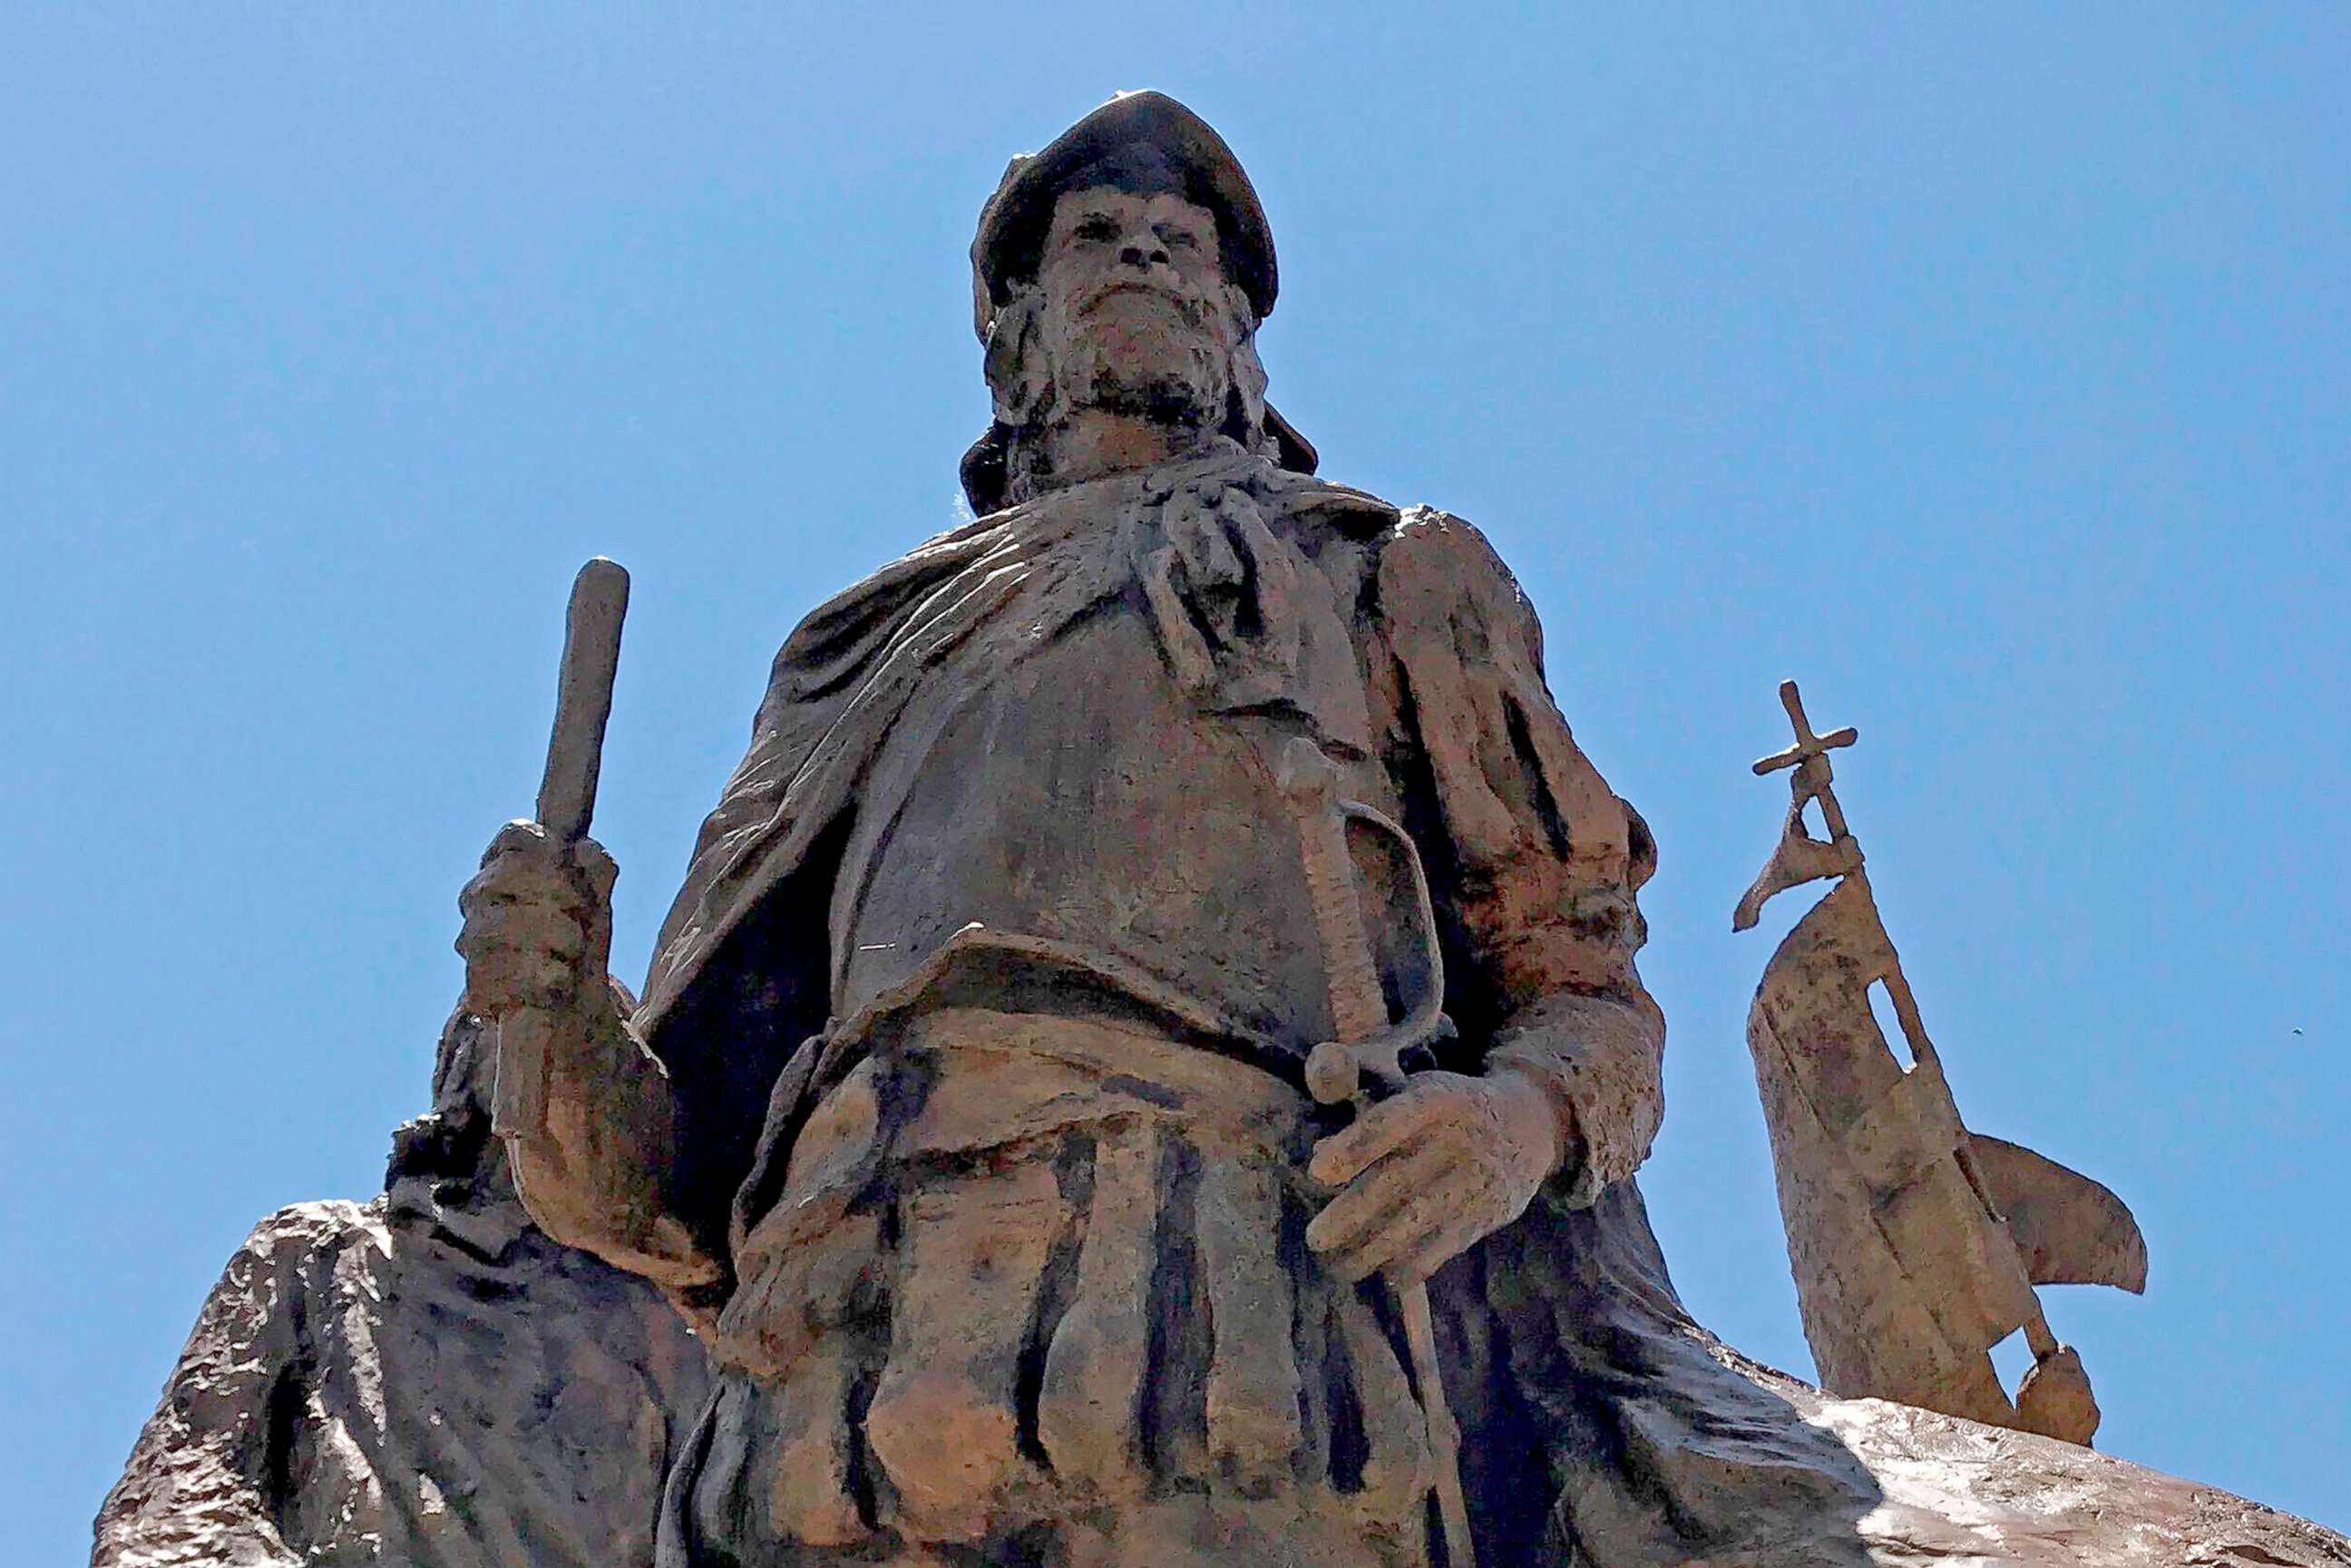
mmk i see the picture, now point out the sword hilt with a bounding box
[1277,738,1390,1049]
[1276,737,1450,1106]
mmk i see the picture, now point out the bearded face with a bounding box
[1008,186,1254,430]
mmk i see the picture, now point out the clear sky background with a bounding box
[5,5,2345,1557]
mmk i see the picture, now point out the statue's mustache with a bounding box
[1072,276,1209,326]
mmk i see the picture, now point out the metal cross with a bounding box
[1752,680,1858,842]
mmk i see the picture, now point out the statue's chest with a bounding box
[832,604,1396,1046]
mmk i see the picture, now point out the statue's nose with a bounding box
[1119,240,1171,270]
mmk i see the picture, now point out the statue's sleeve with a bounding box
[1373,507,1663,1205]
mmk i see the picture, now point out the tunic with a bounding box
[831,597,1387,1049]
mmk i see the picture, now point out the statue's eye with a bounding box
[1157,225,1198,249]
[1075,216,1119,243]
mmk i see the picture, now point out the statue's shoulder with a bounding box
[1373,502,1521,583]
[1261,470,1526,609]
[1347,499,1542,653]
[1254,469,1546,667]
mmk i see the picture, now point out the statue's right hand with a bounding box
[456,820,619,1017]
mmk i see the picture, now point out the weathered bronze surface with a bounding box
[95,93,2347,1568]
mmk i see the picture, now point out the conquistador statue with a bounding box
[92,86,2351,1568]
[454,93,2320,1568]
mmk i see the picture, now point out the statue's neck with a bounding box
[1017,409,1226,499]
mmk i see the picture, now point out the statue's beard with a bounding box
[980,278,1266,505]
[1046,286,1234,429]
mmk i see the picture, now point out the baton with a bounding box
[489,557,629,1161]
[536,557,630,843]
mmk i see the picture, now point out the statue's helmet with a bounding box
[962,91,1316,511]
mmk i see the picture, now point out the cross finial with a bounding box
[1732,680,1865,925]
[1753,679,1858,777]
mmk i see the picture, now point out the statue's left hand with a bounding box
[1304,1066,1574,1284]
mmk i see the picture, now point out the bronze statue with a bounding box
[464,91,1743,1567]
[441,93,2350,1568]
[92,88,2351,1568]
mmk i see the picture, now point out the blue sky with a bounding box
[5,5,2345,1556]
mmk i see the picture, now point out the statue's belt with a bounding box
[727,936,1328,1298]
[810,924,1312,1100]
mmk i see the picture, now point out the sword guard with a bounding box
[1277,736,1453,1099]
[1304,1012,1457,1107]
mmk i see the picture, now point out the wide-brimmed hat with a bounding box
[971,90,1277,339]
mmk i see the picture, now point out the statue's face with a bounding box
[1032,185,1241,425]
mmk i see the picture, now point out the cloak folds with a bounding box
[630,447,1377,1261]
[629,449,1889,1565]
